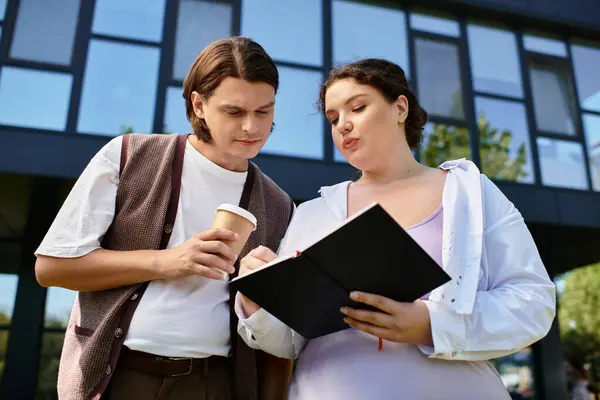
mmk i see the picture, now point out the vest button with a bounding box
[114,328,124,338]
[164,224,173,234]
[130,293,139,301]
[106,365,112,375]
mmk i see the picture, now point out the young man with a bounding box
[34,37,294,400]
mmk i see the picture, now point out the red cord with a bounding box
[378,338,383,351]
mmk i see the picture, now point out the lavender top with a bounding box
[287,205,511,400]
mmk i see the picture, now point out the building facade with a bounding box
[1,0,600,398]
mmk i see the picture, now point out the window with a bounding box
[261,67,323,159]
[77,40,160,136]
[0,67,72,130]
[10,0,80,65]
[36,287,76,399]
[242,0,322,67]
[332,1,409,76]
[164,86,190,134]
[415,39,464,119]
[410,13,460,37]
[0,0,6,20]
[467,24,523,98]
[524,33,568,57]
[537,138,588,190]
[582,114,600,191]
[92,0,166,42]
[571,42,600,113]
[420,123,470,167]
[0,274,18,324]
[475,97,534,183]
[173,0,232,81]
[529,58,578,136]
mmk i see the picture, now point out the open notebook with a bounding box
[230,203,451,339]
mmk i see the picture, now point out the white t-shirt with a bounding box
[35,135,247,358]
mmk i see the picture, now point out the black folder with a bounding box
[229,203,451,339]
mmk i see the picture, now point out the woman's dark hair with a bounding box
[183,36,278,143]
[318,58,428,149]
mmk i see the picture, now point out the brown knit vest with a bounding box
[56,134,294,400]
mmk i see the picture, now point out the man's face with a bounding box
[192,77,275,164]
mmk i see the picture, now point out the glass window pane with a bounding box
[242,0,322,67]
[524,34,567,57]
[492,347,536,398]
[44,287,76,329]
[571,43,600,113]
[583,114,600,191]
[0,67,72,130]
[415,39,464,119]
[173,0,232,81]
[333,1,409,76]
[92,0,165,42]
[537,138,588,190]
[0,0,6,20]
[164,86,191,134]
[475,97,534,183]
[410,13,460,37]
[529,60,577,136]
[420,123,470,167]
[467,24,523,98]
[10,0,80,65]
[36,332,65,400]
[0,274,18,323]
[78,40,160,136]
[261,67,323,159]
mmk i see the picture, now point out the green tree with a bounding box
[421,124,470,167]
[120,124,135,135]
[559,264,600,360]
[35,317,68,400]
[477,115,528,182]
[36,330,65,400]
[0,311,9,382]
[558,263,600,392]
[421,115,528,182]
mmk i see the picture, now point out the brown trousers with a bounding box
[106,354,233,400]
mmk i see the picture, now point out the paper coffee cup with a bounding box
[211,204,257,280]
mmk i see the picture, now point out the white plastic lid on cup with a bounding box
[215,203,257,230]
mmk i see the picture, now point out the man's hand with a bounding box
[238,246,278,316]
[154,228,239,281]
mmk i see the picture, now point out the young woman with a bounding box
[235,58,556,399]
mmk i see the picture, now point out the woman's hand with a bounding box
[340,291,434,346]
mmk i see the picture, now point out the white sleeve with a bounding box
[34,136,122,258]
[235,206,307,360]
[420,176,556,361]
